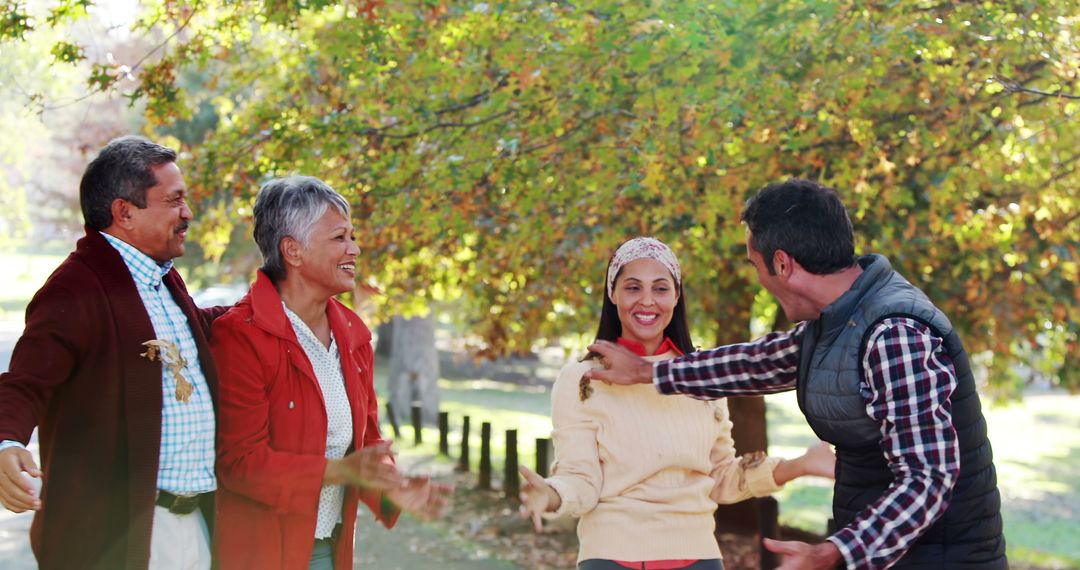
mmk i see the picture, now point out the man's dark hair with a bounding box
[741,178,856,275]
[79,136,178,230]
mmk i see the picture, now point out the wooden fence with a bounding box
[386,404,556,493]
[387,403,787,570]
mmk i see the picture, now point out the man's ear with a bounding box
[110,198,134,230]
[773,249,795,280]
[280,236,303,268]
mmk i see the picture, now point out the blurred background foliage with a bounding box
[1,0,1077,395]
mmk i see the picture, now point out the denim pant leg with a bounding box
[308,538,335,570]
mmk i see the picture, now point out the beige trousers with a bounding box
[148,505,211,570]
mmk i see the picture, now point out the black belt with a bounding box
[156,490,207,515]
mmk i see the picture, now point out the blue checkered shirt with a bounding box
[101,232,217,494]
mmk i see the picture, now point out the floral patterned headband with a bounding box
[606,237,682,299]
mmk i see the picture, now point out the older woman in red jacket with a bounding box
[211,176,450,570]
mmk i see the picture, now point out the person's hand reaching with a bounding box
[582,341,653,385]
[0,447,42,513]
[518,465,561,532]
[797,441,836,479]
[387,475,453,521]
[324,441,400,490]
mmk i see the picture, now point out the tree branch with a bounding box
[43,1,201,111]
[994,76,1080,100]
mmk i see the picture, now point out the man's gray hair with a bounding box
[253,176,351,282]
[79,136,177,230]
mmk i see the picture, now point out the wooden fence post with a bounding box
[535,437,552,477]
[385,402,400,439]
[411,404,423,446]
[505,429,519,500]
[457,416,471,472]
[479,422,492,489]
[438,411,449,456]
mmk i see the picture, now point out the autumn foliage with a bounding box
[4,0,1077,392]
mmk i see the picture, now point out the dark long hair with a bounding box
[585,251,696,359]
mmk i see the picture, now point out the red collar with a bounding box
[247,269,371,349]
[616,337,683,357]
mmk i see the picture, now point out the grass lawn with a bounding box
[379,361,1080,569]
[373,366,554,475]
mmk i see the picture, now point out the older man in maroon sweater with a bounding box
[0,137,224,569]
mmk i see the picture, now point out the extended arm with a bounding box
[655,325,804,399]
[519,363,602,530]
[0,278,91,512]
[545,363,604,517]
[709,400,834,504]
[586,324,805,399]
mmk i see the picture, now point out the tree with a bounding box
[5,0,1077,461]
[128,0,1075,392]
[0,0,156,248]
[386,313,440,426]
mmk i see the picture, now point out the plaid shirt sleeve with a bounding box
[826,317,961,570]
[653,322,804,399]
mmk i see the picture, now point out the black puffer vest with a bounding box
[797,255,1006,568]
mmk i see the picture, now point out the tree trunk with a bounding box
[387,313,440,425]
[712,296,767,536]
[713,305,794,544]
[374,319,393,357]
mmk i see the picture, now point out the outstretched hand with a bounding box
[763,538,842,570]
[0,446,42,513]
[518,465,560,532]
[326,441,400,491]
[799,441,836,479]
[582,341,653,386]
[387,475,453,521]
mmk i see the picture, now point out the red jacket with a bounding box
[211,270,398,570]
[0,229,222,569]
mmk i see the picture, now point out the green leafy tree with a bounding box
[3,0,1076,387]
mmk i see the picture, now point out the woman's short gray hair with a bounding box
[253,176,351,282]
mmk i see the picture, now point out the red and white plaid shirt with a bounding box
[653,318,960,570]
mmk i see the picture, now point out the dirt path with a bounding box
[350,453,520,569]
[0,504,517,570]
[354,508,515,569]
[0,456,517,570]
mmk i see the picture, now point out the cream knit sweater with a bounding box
[545,352,783,564]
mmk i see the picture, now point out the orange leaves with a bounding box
[355,0,384,20]
[139,59,186,122]
[903,215,919,241]
[714,49,732,68]
[50,0,1070,388]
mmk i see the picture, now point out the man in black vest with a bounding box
[586,179,1006,569]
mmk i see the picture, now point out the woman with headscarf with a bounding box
[519,237,834,570]
[211,176,451,570]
